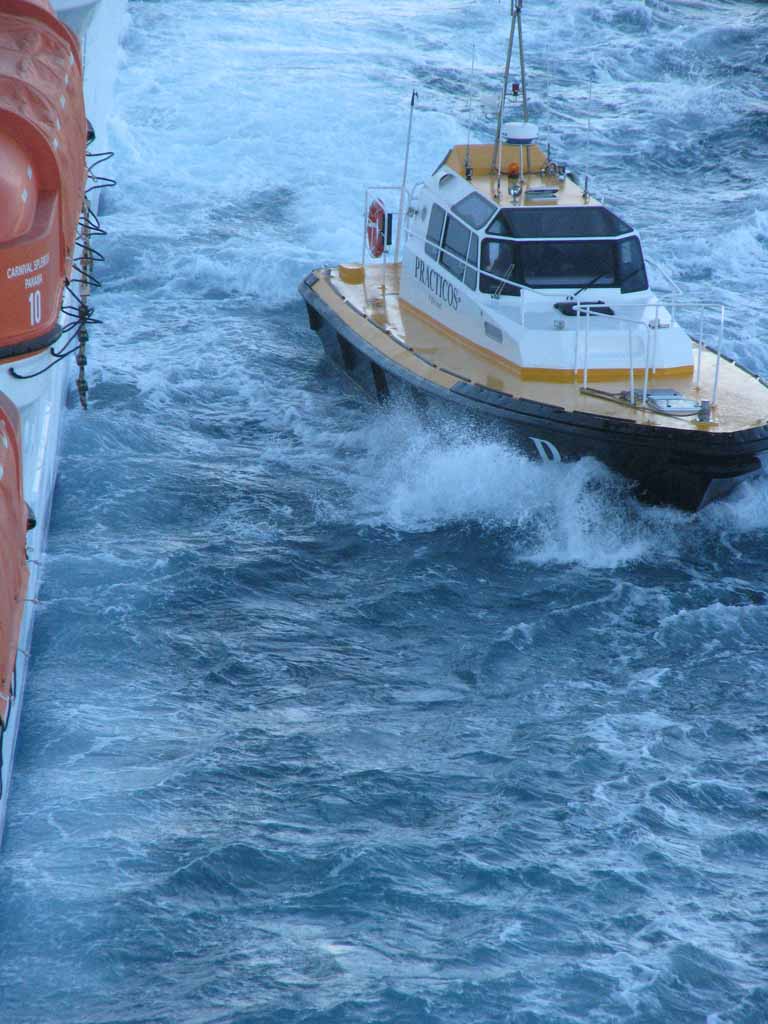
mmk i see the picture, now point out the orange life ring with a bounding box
[367,199,386,258]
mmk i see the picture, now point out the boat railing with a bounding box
[645,255,684,296]
[574,298,726,414]
[379,218,726,414]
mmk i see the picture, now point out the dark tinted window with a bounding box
[617,236,648,293]
[452,191,497,230]
[480,240,520,295]
[478,237,647,292]
[520,241,615,287]
[425,204,445,260]
[440,215,470,280]
[487,206,633,239]
[465,233,478,290]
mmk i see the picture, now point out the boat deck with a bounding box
[442,142,598,210]
[313,263,768,435]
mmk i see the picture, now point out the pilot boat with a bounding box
[299,1,768,512]
[0,0,123,840]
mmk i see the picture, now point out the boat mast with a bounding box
[517,2,528,122]
[492,0,528,192]
[464,44,476,181]
[394,90,418,263]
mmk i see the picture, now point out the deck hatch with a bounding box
[641,389,705,417]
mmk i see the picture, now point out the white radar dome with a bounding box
[503,121,538,145]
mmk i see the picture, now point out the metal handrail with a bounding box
[574,296,726,414]
[645,255,684,296]
[392,212,674,308]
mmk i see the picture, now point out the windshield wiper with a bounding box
[570,267,613,299]
[494,261,519,297]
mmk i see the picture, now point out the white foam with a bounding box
[313,403,689,568]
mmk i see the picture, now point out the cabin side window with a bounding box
[465,234,478,290]
[617,236,648,293]
[425,205,446,261]
[440,215,471,282]
[452,192,496,230]
[480,240,520,295]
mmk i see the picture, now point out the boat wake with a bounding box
[316,400,768,569]
[4,3,768,1023]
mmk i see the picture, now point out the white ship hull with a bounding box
[0,0,124,839]
[0,359,69,838]
[54,0,127,155]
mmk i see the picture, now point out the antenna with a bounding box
[464,45,476,181]
[583,67,593,202]
[517,1,528,122]
[394,90,418,263]
[544,44,552,148]
[492,0,526,196]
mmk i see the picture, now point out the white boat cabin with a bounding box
[399,140,694,382]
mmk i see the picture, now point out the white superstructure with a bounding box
[399,150,695,381]
[54,0,126,155]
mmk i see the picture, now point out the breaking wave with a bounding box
[2,2,767,1024]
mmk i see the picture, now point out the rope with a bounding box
[9,146,114,393]
[0,148,118,797]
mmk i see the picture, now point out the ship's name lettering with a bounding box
[413,257,460,311]
[6,252,49,280]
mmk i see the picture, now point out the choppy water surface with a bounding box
[1,1,767,1021]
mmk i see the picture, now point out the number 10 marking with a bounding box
[28,290,42,326]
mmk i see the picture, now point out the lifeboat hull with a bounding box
[300,273,768,511]
[0,0,89,838]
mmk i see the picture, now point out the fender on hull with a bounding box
[299,276,768,511]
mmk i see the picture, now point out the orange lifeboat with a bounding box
[0,0,86,727]
[0,394,27,728]
[0,0,87,359]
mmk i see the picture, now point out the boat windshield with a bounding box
[487,206,632,238]
[520,241,616,287]
[479,237,647,293]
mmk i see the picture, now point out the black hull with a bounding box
[300,276,768,511]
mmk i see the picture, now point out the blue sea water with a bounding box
[1,1,768,1022]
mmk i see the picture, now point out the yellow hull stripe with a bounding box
[398,299,693,384]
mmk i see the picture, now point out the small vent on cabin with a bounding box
[525,187,559,203]
[484,321,503,344]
